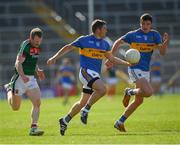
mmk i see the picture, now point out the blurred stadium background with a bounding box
[0,0,180,98]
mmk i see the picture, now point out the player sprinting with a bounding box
[106,13,169,132]
[4,28,45,136]
[47,19,131,135]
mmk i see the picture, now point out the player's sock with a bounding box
[4,82,12,92]
[127,89,135,96]
[80,104,90,124]
[31,123,37,128]
[118,115,127,124]
[63,114,72,124]
[84,104,91,111]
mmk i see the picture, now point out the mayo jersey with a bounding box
[121,29,162,71]
[71,35,111,74]
[15,39,41,75]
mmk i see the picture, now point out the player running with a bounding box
[4,28,45,136]
[47,19,131,135]
[106,13,169,132]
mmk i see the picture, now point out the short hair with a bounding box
[91,19,106,33]
[140,13,153,23]
[30,27,43,39]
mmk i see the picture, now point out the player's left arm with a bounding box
[36,65,45,81]
[157,32,170,56]
[47,44,75,66]
[104,51,131,66]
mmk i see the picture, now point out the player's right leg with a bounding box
[59,91,90,135]
[7,91,21,111]
[4,75,22,111]
[26,87,44,136]
[122,68,153,107]
[123,78,153,107]
[115,69,153,132]
[115,94,144,132]
[78,68,106,124]
[80,79,106,124]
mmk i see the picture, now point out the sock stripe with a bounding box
[63,118,68,125]
[119,115,127,123]
[82,108,89,113]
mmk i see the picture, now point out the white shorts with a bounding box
[79,68,100,94]
[12,75,39,96]
[61,83,73,90]
[128,68,150,83]
[106,78,119,85]
[151,76,162,83]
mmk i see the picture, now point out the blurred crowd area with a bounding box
[0,0,180,99]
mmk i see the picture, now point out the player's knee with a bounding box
[144,89,153,97]
[98,85,107,96]
[33,99,41,108]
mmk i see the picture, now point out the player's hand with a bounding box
[22,75,29,83]
[36,69,45,81]
[128,62,138,66]
[47,57,56,66]
[105,60,114,69]
[163,32,169,43]
[126,61,132,66]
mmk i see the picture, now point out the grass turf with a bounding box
[0,94,180,144]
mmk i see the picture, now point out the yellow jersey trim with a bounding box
[131,42,158,52]
[79,47,109,59]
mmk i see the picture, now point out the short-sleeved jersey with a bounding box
[151,61,161,76]
[59,66,75,84]
[71,35,111,74]
[121,29,162,71]
[16,39,41,75]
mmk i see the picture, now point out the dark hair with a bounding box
[91,19,106,33]
[30,28,43,39]
[140,13,153,23]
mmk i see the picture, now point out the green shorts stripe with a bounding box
[10,73,19,94]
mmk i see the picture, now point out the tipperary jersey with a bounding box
[71,35,111,74]
[121,29,162,71]
[16,39,41,75]
[151,61,161,76]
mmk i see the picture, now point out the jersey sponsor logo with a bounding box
[79,47,106,59]
[131,42,158,52]
[30,47,40,58]
[30,48,40,55]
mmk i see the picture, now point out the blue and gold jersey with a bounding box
[71,35,111,73]
[151,61,161,76]
[121,29,162,71]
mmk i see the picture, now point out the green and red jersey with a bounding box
[16,39,41,75]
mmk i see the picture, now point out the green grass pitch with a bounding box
[0,94,180,144]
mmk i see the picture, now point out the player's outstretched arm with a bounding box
[111,39,125,55]
[105,39,127,69]
[158,32,170,56]
[105,52,131,67]
[47,44,74,66]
